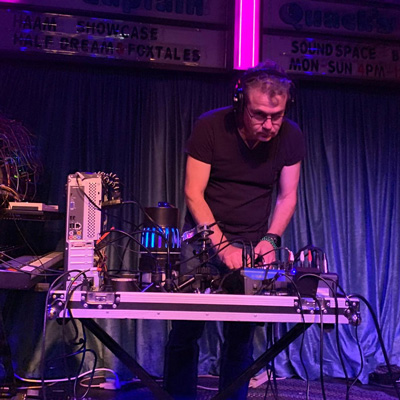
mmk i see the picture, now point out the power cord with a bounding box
[313,297,327,400]
[41,269,89,400]
[280,272,311,400]
[348,293,400,400]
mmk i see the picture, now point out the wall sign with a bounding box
[0,1,229,69]
[264,0,400,39]
[0,0,226,24]
[262,0,400,81]
[263,35,400,80]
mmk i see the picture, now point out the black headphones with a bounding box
[233,68,295,114]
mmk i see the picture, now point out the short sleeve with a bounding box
[185,115,214,164]
[281,119,306,166]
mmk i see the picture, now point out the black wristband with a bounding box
[260,233,281,248]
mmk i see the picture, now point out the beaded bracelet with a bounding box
[260,233,281,249]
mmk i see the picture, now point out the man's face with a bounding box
[242,87,287,142]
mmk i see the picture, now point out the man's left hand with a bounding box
[254,241,276,267]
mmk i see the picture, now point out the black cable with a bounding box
[346,324,364,399]
[179,236,250,271]
[74,174,102,211]
[313,297,327,400]
[281,272,310,400]
[55,273,87,398]
[72,341,88,399]
[0,251,63,276]
[251,248,297,295]
[249,241,255,269]
[0,254,43,276]
[175,235,254,293]
[74,173,143,280]
[96,228,164,288]
[96,228,159,270]
[61,279,87,398]
[323,278,352,400]
[41,269,88,400]
[300,275,391,400]
[99,240,143,256]
[257,246,293,268]
[279,271,347,399]
[76,349,98,399]
[121,200,164,234]
[333,281,380,400]
[263,323,279,400]
[45,320,96,400]
[103,207,139,229]
[176,239,232,285]
[57,270,102,399]
[176,238,249,291]
[12,218,45,270]
[72,327,97,400]
[60,286,84,397]
[296,272,350,394]
[121,200,172,265]
[115,225,145,273]
[348,293,400,400]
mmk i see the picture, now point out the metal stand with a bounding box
[264,323,279,400]
[212,323,312,400]
[80,317,310,400]
[79,318,174,400]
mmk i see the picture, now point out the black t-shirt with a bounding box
[186,106,306,243]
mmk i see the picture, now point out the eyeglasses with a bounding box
[245,106,285,125]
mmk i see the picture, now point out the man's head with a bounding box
[234,60,293,142]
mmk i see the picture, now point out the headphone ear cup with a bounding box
[285,81,296,111]
[233,78,245,114]
[233,86,244,114]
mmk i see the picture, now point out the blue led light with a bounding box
[151,227,155,248]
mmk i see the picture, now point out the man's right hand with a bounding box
[217,245,245,270]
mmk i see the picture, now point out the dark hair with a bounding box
[243,60,292,100]
[233,59,294,113]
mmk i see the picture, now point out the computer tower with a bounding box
[65,172,102,289]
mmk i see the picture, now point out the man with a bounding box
[164,60,306,399]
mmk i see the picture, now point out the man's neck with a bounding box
[238,127,259,149]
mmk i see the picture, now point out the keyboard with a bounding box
[0,251,63,289]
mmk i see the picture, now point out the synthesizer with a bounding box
[0,252,63,289]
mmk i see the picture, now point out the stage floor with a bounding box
[5,375,398,400]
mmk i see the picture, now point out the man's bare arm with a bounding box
[185,155,243,269]
[268,161,301,235]
[254,161,302,264]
